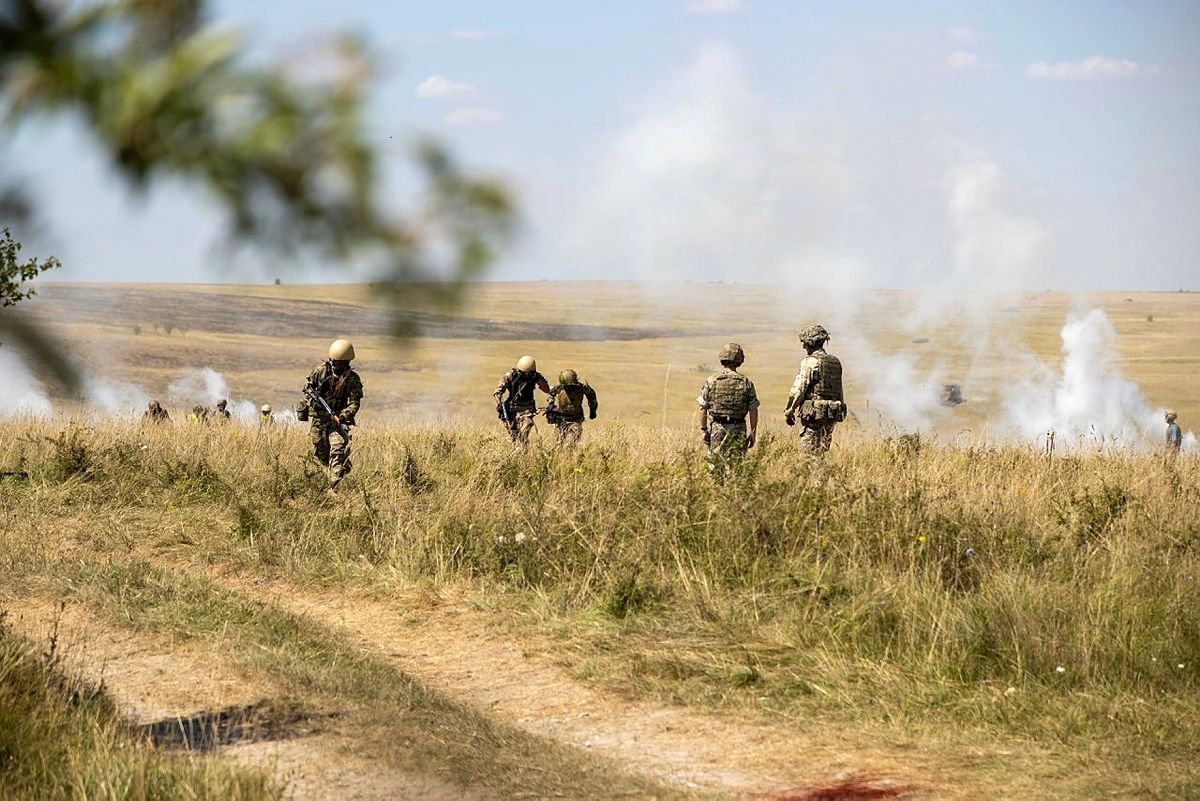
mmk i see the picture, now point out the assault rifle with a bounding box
[496,398,514,429]
[303,385,351,439]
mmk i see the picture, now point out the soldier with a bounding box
[697,343,760,477]
[259,404,274,425]
[214,399,232,421]
[299,339,363,491]
[785,324,847,454]
[493,355,550,446]
[1165,410,1182,456]
[546,369,598,447]
[188,404,210,425]
[143,399,170,423]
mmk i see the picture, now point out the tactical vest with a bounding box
[812,352,843,401]
[555,385,586,418]
[315,363,356,411]
[506,370,541,409]
[708,371,753,417]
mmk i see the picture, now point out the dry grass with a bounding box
[1,418,1197,797]
[29,282,1200,427]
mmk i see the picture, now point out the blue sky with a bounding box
[7,0,1198,289]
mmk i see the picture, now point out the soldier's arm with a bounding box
[584,385,598,418]
[697,381,711,434]
[493,371,511,399]
[340,374,364,424]
[537,373,551,394]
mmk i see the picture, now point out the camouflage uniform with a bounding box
[697,364,760,475]
[494,368,550,445]
[786,325,846,454]
[547,372,598,448]
[303,361,363,486]
[143,401,170,423]
[214,401,232,421]
[1166,412,1182,456]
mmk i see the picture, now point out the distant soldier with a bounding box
[259,404,274,426]
[188,404,210,425]
[1165,410,1182,456]
[299,339,363,491]
[214,399,232,421]
[785,324,847,454]
[143,400,170,423]
[546,369,598,447]
[697,343,760,477]
[494,356,550,446]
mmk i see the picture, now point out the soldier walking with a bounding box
[299,339,363,491]
[697,343,759,478]
[143,400,170,423]
[785,324,847,454]
[214,399,232,421]
[259,404,274,426]
[494,355,550,446]
[546,369,598,447]
[1165,410,1182,456]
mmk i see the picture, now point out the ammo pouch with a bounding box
[800,399,846,425]
[296,403,310,422]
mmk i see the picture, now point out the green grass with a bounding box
[2,419,1199,797]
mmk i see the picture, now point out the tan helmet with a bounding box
[516,355,537,373]
[798,323,830,348]
[261,404,272,415]
[559,368,579,385]
[148,400,160,411]
[718,342,745,367]
[329,339,356,361]
[1165,409,1177,423]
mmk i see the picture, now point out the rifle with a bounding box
[303,385,351,440]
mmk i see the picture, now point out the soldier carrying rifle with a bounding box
[298,339,363,491]
[493,355,550,446]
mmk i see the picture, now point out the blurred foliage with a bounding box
[0,226,58,308]
[0,0,515,386]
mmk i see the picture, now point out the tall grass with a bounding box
[2,420,1197,765]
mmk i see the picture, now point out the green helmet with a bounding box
[559,369,579,385]
[798,323,830,348]
[718,342,745,367]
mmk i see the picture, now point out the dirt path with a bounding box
[1,597,466,801]
[229,577,942,800]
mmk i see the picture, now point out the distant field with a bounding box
[27,281,1200,435]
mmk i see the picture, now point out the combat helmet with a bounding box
[798,323,830,349]
[718,342,745,368]
[559,368,579,385]
[516,355,537,373]
[329,339,356,361]
[148,400,161,411]
[261,404,272,414]
[1166,409,1178,423]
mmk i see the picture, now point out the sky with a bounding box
[5,0,1199,290]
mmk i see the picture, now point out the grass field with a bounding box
[24,281,1200,434]
[1,282,1198,799]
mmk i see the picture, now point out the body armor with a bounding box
[812,351,843,401]
[708,371,753,417]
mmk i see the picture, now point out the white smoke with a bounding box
[83,375,150,415]
[1006,308,1189,450]
[168,367,258,421]
[0,348,53,418]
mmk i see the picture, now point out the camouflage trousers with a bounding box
[707,420,748,478]
[507,410,537,446]
[555,420,584,448]
[800,422,835,454]
[311,421,352,487]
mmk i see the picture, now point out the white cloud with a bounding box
[947,26,980,44]
[449,29,499,41]
[444,107,503,127]
[1026,56,1159,81]
[945,50,981,72]
[685,0,745,15]
[415,75,477,99]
